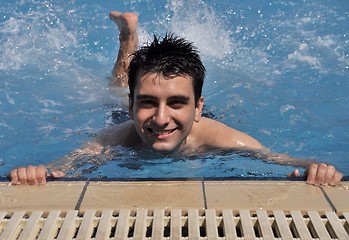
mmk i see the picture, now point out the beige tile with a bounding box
[204,181,332,212]
[0,181,85,212]
[80,181,205,210]
[322,182,349,213]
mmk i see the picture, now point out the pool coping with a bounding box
[1,178,348,214]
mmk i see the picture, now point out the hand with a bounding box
[9,165,65,185]
[289,163,343,186]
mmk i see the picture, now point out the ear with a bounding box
[128,94,134,120]
[194,96,204,122]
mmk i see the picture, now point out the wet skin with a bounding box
[129,72,203,154]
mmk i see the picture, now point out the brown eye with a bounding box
[138,99,157,108]
[168,100,185,109]
[168,96,189,109]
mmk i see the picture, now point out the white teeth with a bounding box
[151,129,174,135]
[154,130,170,135]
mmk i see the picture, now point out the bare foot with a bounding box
[109,12,139,88]
[109,11,138,42]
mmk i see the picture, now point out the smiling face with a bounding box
[129,72,204,154]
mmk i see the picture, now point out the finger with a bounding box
[305,163,318,185]
[17,167,29,185]
[36,165,48,185]
[288,169,301,177]
[9,169,20,185]
[51,171,65,178]
[314,163,328,185]
[329,170,343,186]
[26,165,38,185]
[324,165,336,185]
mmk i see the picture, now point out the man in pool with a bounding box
[9,11,343,186]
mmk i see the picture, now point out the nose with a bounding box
[152,104,170,126]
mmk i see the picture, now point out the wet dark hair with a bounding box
[128,33,206,106]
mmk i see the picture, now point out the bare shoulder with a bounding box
[192,117,263,151]
[95,120,139,147]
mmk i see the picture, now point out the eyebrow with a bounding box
[136,95,190,102]
[168,95,190,102]
[135,95,157,100]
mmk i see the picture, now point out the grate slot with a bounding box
[18,211,44,240]
[132,208,148,239]
[94,209,115,240]
[239,210,256,239]
[56,210,79,240]
[290,211,312,239]
[37,210,62,240]
[152,209,165,239]
[343,212,349,235]
[115,209,131,239]
[171,208,183,239]
[308,211,332,239]
[256,210,274,239]
[181,211,189,237]
[325,211,348,240]
[0,212,7,236]
[205,209,219,239]
[188,209,200,239]
[1,209,349,239]
[0,211,25,240]
[75,210,96,240]
[222,209,237,240]
[273,210,293,239]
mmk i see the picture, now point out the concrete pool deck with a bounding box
[0,179,348,213]
[0,179,348,239]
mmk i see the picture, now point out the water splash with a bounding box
[163,0,235,60]
[0,1,76,72]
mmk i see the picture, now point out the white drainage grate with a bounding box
[0,209,348,239]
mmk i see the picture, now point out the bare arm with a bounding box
[195,117,264,151]
[197,118,311,167]
[248,147,315,168]
[9,121,137,185]
[196,118,343,185]
[9,141,106,185]
[46,141,107,174]
[250,148,343,186]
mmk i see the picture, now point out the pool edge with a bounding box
[1,179,348,214]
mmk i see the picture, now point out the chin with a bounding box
[151,144,179,155]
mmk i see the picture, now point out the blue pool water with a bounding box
[0,0,348,178]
